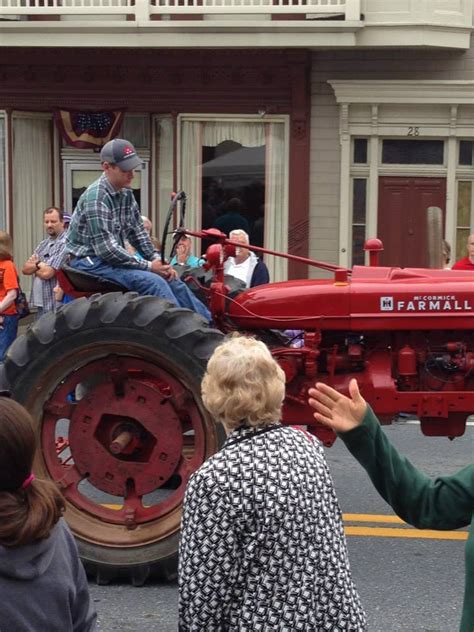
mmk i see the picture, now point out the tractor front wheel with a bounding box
[3,293,224,584]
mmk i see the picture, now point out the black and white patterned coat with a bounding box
[178,424,366,631]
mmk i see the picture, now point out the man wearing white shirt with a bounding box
[224,229,269,288]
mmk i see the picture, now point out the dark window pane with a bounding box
[459,140,473,166]
[352,225,366,265]
[353,179,367,224]
[382,140,444,165]
[201,142,265,254]
[354,138,368,164]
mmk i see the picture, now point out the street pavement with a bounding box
[89,421,472,632]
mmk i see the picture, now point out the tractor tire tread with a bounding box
[3,293,224,585]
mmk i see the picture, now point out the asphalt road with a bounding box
[89,421,472,632]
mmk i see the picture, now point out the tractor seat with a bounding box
[58,264,127,294]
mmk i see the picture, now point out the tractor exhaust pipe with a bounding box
[426,206,443,269]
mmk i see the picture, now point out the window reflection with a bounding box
[352,178,367,265]
[382,140,444,165]
[202,141,265,251]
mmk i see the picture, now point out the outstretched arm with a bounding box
[308,378,367,433]
[308,379,473,531]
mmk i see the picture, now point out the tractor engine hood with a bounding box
[227,266,474,331]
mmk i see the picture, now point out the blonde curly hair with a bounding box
[201,335,285,430]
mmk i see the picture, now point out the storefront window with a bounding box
[202,141,265,247]
[0,117,5,231]
[180,117,288,281]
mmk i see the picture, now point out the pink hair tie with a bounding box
[21,473,35,490]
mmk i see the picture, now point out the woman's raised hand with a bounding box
[308,378,367,434]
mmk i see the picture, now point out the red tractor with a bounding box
[2,194,472,585]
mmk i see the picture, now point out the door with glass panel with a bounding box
[64,161,148,216]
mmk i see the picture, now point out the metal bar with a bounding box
[183,228,351,273]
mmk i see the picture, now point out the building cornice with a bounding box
[329,80,474,105]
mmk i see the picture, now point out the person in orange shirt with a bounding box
[0,232,19,361]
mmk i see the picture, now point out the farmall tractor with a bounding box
[2,195,473,585]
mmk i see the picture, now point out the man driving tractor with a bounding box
[65,138,211,322]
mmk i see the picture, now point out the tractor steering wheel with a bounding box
[161,191,187,264]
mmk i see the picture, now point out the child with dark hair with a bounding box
[0,397,96,631]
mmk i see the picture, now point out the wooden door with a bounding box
[377,177,446,267]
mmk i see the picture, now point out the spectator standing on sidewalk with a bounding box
[22,206,66,318]
[179,336,366,631]
[0,231,18,361]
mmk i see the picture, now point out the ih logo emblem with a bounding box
[380,296,394,311]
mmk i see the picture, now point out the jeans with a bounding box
[0,314,18,361]
[69,256,211,322]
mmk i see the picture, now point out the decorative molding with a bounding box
[292,119,307,141]
[449,105,458,137]
[370,104,378,135]
[0,62,288,93]
[329,80,474,105]
[340,104,349,141]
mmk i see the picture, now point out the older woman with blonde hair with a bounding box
[178,335,366,631]
[0,231,18,361]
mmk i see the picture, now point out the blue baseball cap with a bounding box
[100,138,143,171]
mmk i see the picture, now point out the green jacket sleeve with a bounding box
[340,407,474,530]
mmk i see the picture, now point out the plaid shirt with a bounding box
[31,231,67,313]
[65,174,159,269]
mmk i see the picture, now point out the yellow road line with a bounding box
[100,506,468,540]
[343,513,404,524]
[345,526,468,540]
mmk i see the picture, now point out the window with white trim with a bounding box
[63,161,149,216]
[178,115,289,282]
[0,115,6,231]
[350,137,369,265]
[62,114,150,215]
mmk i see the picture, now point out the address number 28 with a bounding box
[407,127,420,137]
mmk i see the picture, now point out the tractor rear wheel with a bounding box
[3,293,224,585]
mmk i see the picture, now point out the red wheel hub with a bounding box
[69,379,183,496]
[41,355,210,529]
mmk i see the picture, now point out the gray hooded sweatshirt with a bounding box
[0,518,96,632]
